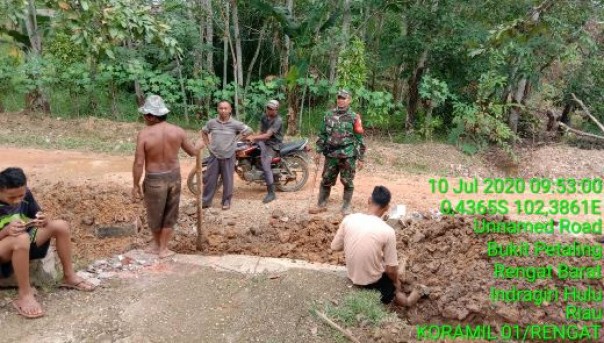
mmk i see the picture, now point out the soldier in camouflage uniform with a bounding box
[315,89,366,214]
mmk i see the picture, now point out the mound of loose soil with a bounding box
[31,181,146,261]
[395,215,602,330]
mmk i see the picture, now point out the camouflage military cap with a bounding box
[337,89,351,99]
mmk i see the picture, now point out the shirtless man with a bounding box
[132,95,201,258]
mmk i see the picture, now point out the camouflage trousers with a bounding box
[320,157,357,189]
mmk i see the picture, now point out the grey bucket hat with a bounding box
[139,94,170,116]
[266,100,280,109]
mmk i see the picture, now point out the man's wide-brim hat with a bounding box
[337,89,351,98]
[139,94,170,116]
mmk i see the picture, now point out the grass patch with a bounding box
[394,160,430,174]
[324,290,390,327]
[0,131,135,155]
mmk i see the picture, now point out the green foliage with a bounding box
[337,36,368,96]
[419,76,450,108]
[355,87,397,128]
[13,54,57,94]
[45,32,87,65]
[449,71,516,156]
[57,0,181,60]
[242,79,284,122]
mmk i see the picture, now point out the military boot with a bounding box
[263,184,276,204]
[341,188,354,215]
[317,186,331,208]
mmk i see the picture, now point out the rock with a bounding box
[249,225,261,236]
[272,209,285,219]
[278,232,290,243]
[184,205,197,216]
[94,259,108,267]
[81,216,95,226]
[98,271,117,279]
[0,249,60,287]
[87,278,102,287]
[95,224,136,238]
[280,216,289,223]
[411,231,425,243]
[207,235,225,247]
[77,271,95,280]
[496,306,520,322]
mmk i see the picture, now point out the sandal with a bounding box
[12,299,44,319]
[60,279,96,292]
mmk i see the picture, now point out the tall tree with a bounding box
[231,0,243,86]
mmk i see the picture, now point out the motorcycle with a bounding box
[187,138,311,195]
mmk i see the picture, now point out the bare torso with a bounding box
[139,122,187,173]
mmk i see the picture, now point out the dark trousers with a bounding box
[258,141,276,185]
[202,154,235,206]
[362,273,396,304]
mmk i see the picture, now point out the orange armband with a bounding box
[353,114,364,134]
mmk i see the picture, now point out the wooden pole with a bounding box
[195,151,204,250]
[315,311,361,343]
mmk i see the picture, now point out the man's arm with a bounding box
[132,132,145,199]
[354,114,366,162]
[315,114,328,154]
[383,231,400,291]
[180,128,200,157]
[249,131,273,142]
[330,220,346,251]
[385,265,401,292]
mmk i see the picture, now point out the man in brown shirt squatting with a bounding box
[331,185,427,306]
[133,95,202,258]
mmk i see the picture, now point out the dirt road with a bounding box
[1,259,351,343]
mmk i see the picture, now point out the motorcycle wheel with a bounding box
[187,165,222,196]
[276,154,309,192]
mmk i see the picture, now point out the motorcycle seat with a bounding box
[279,139,307,156]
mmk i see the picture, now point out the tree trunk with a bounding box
[246,24,267,87]
[392,63,404,103]
[23,0,50,114]
[226,7,240,117]
[329,0,350,85]
[230,0,243,86]
[176,57,189,124]
[506,0,553,134]
[406,50,428,131]
[222,0,230,88]
[284,0,297,134]
[328,43,338,84]
[281,0,294,77]
[508,78,527,134]
[205,0,214,75]
[342,0,351,37]
[286,86,300,135]
[560,102,574,125]
[195,0,205,77]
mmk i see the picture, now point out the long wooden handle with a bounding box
[315,311,361,343]
[195,151,204,250]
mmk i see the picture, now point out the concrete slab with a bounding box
[174,254,346,276]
